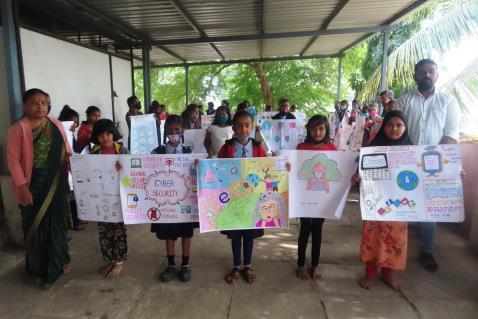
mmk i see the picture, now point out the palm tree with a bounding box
[357,0,478,101]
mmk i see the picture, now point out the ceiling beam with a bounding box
[40,0,186,62]
[259,0,265,58]
[384,0,429,25]
[169,0,225,60]
[151,25,395,46]
[135,53,340,69]
[338,1,429,55]
[299,0,350,56]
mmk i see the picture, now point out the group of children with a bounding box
[61,99,415,290]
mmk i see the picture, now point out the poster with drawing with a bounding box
[197,157,289,233]
[359,145,464,222]
[256,112,306,126]
[71,155,123,223]
[61,121,74,189]
[334,116,365,151]
[183,129,207,153]
[130,114,159,154]
[259,119,306,152]
[201,115,214,129]
[327,113,336,140]
[283,150,359,219]
[119,153,207,224]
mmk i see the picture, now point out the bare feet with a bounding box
[100,263,113,277]
[358,275,375,289]
[296,267,309,280]
[380,273,401,290]
[310,267,321,280]
[63,264,71,274]
[106,263,123,279]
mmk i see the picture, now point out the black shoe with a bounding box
[180,265,191,282]
[160,265,177,282]
[419,252,439,273]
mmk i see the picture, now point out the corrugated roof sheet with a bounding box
[17,0,429,65]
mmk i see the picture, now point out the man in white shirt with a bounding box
[396,59,460,273]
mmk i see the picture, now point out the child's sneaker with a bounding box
[180,265,191,282]
[160,265,176,282]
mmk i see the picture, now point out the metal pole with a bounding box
[1,0,23,122]
[108,54,116,122]
[336,55,343,101]
[380,31,390,92]
[185,66,189,106]
[130,47,135,96]
[142,43,151,111]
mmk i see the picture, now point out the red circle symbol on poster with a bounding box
[147,207,161,221]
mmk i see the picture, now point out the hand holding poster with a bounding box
[130,114,159,154]
[283,150,359,219]
[71,155,123,222]
[119,154,207,224]
[197,157,289,232]
[359,144,464,222]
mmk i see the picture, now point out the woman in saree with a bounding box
[7,88,72,289]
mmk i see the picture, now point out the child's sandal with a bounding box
[242,267,256,283]
[225,268,240,284]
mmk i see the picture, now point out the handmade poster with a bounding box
[256,112,306,126]
[61,121,74,151]
[197,157,289,232]
[259,119,306,152]
[334,116,365,151]
[159,119,166,145]
[201,114,214,129]
[327,112,336,140]
[183,129,207,153]
[62,121,75,189]
[359,144,464,222]
[283,150,359,219]
[130,114,159,154]
[119,153,207,224]
[349,115,365,151]
[71,154,123,223]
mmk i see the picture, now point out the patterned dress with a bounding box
[360,221,408,270]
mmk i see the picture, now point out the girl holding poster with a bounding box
[295,115,336,280]
[150,115,196,283]
[352,110,410,290]
[90,119,129,279]
[204,106,234,157]
[217,111,267,284]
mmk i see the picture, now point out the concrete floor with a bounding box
[1,196,478,319]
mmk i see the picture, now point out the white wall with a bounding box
[112,56,133,140]
[0,28,12,174]
[20,28,132,132]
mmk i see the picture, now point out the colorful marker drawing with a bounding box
[197,157,289,232]
[119,153,207,224]
[297,153,341,193]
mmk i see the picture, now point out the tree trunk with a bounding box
[248,62,273,109]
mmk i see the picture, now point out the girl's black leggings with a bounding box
[297,217,325,267]
[231,236,254,267]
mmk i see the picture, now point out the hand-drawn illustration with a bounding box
[130,114,159,154]
[359,145,464,222]
[71,155,123,223]
[284,150,358,219]
[119,153,207,224]
[298,153,341,193]
[197,157,289,233]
